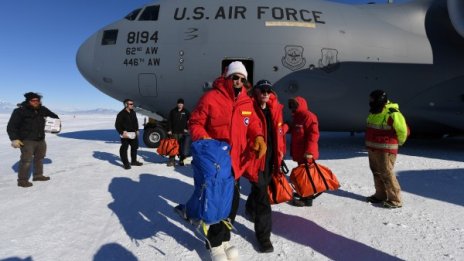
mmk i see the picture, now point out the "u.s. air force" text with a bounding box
[174,6,325,24]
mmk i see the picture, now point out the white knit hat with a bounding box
[226,61,248,79]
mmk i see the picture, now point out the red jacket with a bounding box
[289,96,320,164]
[247,93,287,182]
[189,76,263,180]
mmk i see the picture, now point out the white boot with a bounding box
[210,244,228,261]
[223,241,239,260]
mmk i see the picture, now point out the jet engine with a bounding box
[448,0,464,38]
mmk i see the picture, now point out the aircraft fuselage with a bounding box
[77,0,464,135]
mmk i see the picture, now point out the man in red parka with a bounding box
[186,61,266,261]
[288,96,320,207]
[245,80,287,253]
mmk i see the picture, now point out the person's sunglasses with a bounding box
[30,99,40,103]
[260,89,272,95]
[231,74,247,84]
[127,103,134,106]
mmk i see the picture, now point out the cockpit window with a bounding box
[101,30,118,45]
[139,5,160,21]
[125,8,141,21]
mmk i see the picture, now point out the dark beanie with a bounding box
[369,89,387,104]
[24,92,42,101]
[177,98,184,104]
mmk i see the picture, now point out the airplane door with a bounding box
[138,73,158,97]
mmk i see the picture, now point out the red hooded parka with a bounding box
[246,92,288,182]
[289,96,320,164]
[189,76,263,180]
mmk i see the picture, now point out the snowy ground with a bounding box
[0,113,463,261]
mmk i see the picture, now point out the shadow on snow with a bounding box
[398,168,464,207]
[93,243,137,261]
[0,257,33,261]
[272,211,402,260]
[10,158,52,177]
[107,173,207,259]
[58,129,132,145]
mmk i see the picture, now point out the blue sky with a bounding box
[0,0,406,111]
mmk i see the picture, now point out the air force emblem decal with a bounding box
[282,45,306,71]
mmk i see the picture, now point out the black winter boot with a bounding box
[32,175,50,181]
[259,240,274,253]
[167,157,175,167]
[18,180,33,187]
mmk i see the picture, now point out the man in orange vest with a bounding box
[365,90,408,208]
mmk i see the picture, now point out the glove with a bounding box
[304,153,314,163]
[11,140,24,148]
[167,131,172,135]
[253,136,267,159]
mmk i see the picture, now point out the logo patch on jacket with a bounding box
[241,111,252,116]
[244,117,250,126]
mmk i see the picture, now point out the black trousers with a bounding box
[245,169,272,244]
[169,133,185,161]
[119,138,139,165]
[206,181,240,248]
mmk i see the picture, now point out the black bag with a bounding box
[180,134,192,157]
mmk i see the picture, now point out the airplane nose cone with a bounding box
[76,34,97,85]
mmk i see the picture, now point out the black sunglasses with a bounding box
[231,74,247,84]
[257,86,272,94]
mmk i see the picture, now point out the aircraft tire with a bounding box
[143,126,166,148]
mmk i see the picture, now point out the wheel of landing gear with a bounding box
[143,126,166,148]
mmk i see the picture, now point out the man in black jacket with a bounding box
[166,98,190,166]
[115,99,143,169]
[7,92,59,188]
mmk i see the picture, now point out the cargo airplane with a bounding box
[77,0,464,147]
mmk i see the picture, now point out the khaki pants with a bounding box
[368,150,402,206]
[18,140,47,181]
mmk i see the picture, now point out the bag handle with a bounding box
[312,159,330,191]
[278,172,294,198]
[269,175,279,203]
[269,172,293,204]
[280,160,289,174]
[304,162,318,194]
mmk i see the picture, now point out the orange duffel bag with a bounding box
[157,138,179,157]
[268,171,294,204]
[290,160,340,198]
[268,160,293,204]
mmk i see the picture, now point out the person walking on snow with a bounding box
[178,61,266,261]
[365,89,408,208]
[288,96,320,207]
[245,80,287,253]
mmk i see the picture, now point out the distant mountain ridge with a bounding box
[0,101,117,114]
[64,108,118,115]
[0,101,16,113]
